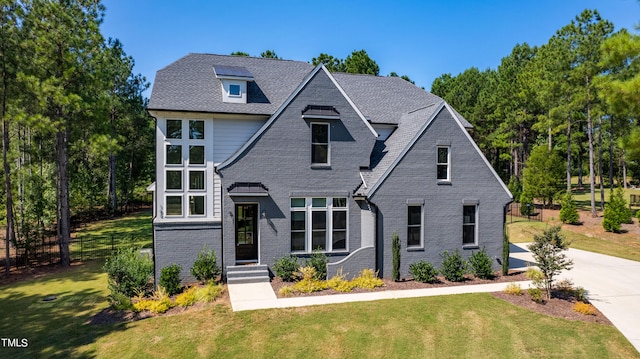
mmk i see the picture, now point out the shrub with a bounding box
[327,272,356,292]
[526,267,545,290]
[503,282,523,296]
[273,255,299,282]
[574,286,587,302]
[278,266,328,295]
[108,292,134,311]
[196,281,225,303]
[559,191,580,224]
[133,287,174,314]
[502,223,510,276]
[191,245,221,283]
[573,302,596,315]
[160,264,182,296]
[104,247,153,297]
[528,287,543,303]
[392,232,400,281]
[555,278,574,293]
[175,286,198,308]
[306,251,328,280]
[440,249,467,282]
[469,247,494,279]
[351,269,383,289]
[409,260,439,283]
[603,187,632,232]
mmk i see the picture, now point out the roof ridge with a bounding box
[189,52,310,64]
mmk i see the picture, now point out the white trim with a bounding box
[218,64,378,170]
[436,145,451,182]
[367,101,446,197]
[302,115,340,120]
[407,204,424,249]
[188,195,206,217]
[290,196,349,253]
[446,102,513,199]
[462,203,478,247]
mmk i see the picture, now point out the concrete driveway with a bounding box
[511,243,640,353]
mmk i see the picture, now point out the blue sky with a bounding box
[100,0,639,96]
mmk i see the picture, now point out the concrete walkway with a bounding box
[228,244,640,353]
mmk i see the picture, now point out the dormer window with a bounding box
[229,84,241,97]
[213,64,254,104]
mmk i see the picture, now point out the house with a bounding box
[147,53,512,284]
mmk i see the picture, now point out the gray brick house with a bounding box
[147,53,512,284]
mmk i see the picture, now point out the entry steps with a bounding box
[226,264,270,284]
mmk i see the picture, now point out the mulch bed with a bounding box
[270,270,529,298]
[492,290,612,325]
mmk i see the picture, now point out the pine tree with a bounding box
[559,191,580,224]
[602,187,632,233]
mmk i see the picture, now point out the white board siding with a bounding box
[212,119,265,163]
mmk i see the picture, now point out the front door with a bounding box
[235,204,258,263]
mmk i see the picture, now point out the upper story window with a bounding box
[189,120,204,140]
[437,146,450,182]
[229,84,241,97]
[166,145,182,165]
[167,120,182,139]
[311,123,329,165]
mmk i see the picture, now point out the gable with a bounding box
[367,104,511,201]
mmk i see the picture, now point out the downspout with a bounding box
[215,166,224,281]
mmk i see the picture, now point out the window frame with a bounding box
[462,204,478,246]
[436,146,450,182]
[165,170,183,191]
[165,195,183,217]
[188,170,205,191]
[310,123,330,166]
[228,84,241,97]
[188,195,206,216]
[407,205,423,248]
[290,197,348,253]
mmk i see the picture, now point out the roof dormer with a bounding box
[213,65,254,104]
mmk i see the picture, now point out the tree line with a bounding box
[430,9,640,216]
[1,0,153,273]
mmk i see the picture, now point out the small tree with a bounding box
[507,176,522,203]
[103,248,153,297]
[603,187,632,233]
[559,191,580,224]
[392,232,400,281]
[527,226,573,300]
[502,223,510,275]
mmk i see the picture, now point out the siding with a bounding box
[370,107,511,278]
[212,119,265,163]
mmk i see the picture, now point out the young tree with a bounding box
[559,191,580,224]
[522,144,564,206]
[528,226,573,300]
[602,187,632,233]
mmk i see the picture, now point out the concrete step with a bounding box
[225,264,271,284]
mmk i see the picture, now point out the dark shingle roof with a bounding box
[148,54,313,114]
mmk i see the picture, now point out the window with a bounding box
[463,205,477,245]
[189,196,205,216]
[166,170,182,190]
[229,84,241,97]
[166,145,182,165]
[189,120,204,140]
[311,123,329,165]
[290,197,347,252]
[166,196,182,216]
[189,171,205,190]
[407,206,422,247]
[166,120,182,139]
[437,146,450,181]
[189,145,205,165]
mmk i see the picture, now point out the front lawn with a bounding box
[1,262,637,358]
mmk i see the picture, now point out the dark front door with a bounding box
[235,204,258,262]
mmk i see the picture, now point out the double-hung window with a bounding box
[311,123,329,165]
[407,205,422,247]
[463,205,477,245]
[437,146,450,181]
[290,197,347,252]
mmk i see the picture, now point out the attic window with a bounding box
[229,84,241,97]
[302,105,340,120]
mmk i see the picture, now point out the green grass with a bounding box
[1,263,637,358]
[570,182,640,212]
[508,221,640,262]
[70,211,153,259]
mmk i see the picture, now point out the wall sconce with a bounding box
[261,210,266,219]
[228,211,233,218]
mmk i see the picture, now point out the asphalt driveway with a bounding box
[511,243,640,353]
